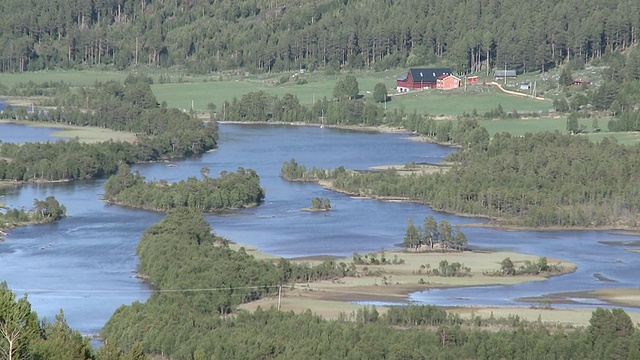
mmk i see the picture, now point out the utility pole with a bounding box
[277,285,282,310]
[504,62,507,85]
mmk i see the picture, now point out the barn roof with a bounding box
[408,68,453,83]
[495,70,517,77]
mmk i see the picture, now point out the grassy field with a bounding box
[151,76,554,116]
[0,70,128,87]
[477,117,594,136]
[236,245,640,327]
[238,246,582,322]
[0,69,554,117]
[0,119,137,143]
[5,68,640,143]
[450,306,640,327]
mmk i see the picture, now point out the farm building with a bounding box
[436,74,461,90]
[467,76,479,84]
[573,78,591,86]
[494,70,517,79]
[396,68,453,92]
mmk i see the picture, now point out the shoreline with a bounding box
[217,120,412,135]
[317,179,640,232]
[237,243,640,326]
[238,245,587,319]
[0,119,137,143]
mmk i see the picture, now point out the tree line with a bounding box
[0,196,66,230]
[102,164,266,212]
[403,216,467,251]
[0,281,145,360]
[1,0,639,74]
[0,76,218,182]
[222,88,386,127]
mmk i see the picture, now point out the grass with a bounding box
[0,70,128,87]
[0,119,137,143]
[0,69,554,117]
[151,77,554,116]
[450,307,640,327]
[588,288,640,308]
[6,68,640,143]
[237,245,577,321]
[389,87,553,116]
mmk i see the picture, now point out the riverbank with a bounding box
[519,288,640,309]
[0,119,137,143]
[238,246,588,324]
[216,120,411,135]
[316,177,640,232]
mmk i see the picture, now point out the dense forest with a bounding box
[1,0,639,74]
[102,164,266,211]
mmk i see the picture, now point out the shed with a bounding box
[494,70,517,79]
[436,74,461,90]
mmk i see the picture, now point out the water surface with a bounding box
[0,122,639,335]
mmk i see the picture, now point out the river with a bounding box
[0,121,639,336]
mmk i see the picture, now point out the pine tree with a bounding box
[403,217,421,250]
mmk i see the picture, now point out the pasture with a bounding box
[4,68,637,143]
[0,69,554,117]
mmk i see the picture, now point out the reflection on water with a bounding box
[0,123,639,335]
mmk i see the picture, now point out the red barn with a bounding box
[573,78,591,86]
[467,76,479,84]
[396,68,453,92]
[436,74,461,90]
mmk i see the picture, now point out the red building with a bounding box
[436,74,461,90]
[396,68,453,92]
[573,78,591,86]
[467,76,479,84]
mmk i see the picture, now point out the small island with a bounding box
[102,165,265,212]
[302,197,332,212]
[0,196,66,241]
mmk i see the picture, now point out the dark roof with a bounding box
[494,70,517,77]
[408,68,453,83]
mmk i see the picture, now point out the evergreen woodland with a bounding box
[1,0,639,74]
[0,75,217,182]
[0,281,146,360]
[102,164,266,211]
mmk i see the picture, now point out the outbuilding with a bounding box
[436,74,461,90]
[494,70,517,79]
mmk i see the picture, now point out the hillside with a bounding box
[1,0,638,74]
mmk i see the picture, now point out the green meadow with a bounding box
[3,69,637,143]
[0,69,553,116]
[0,70,128,87]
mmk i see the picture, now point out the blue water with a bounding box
[0,122,639,336]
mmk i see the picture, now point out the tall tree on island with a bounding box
[403,217,421,250]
